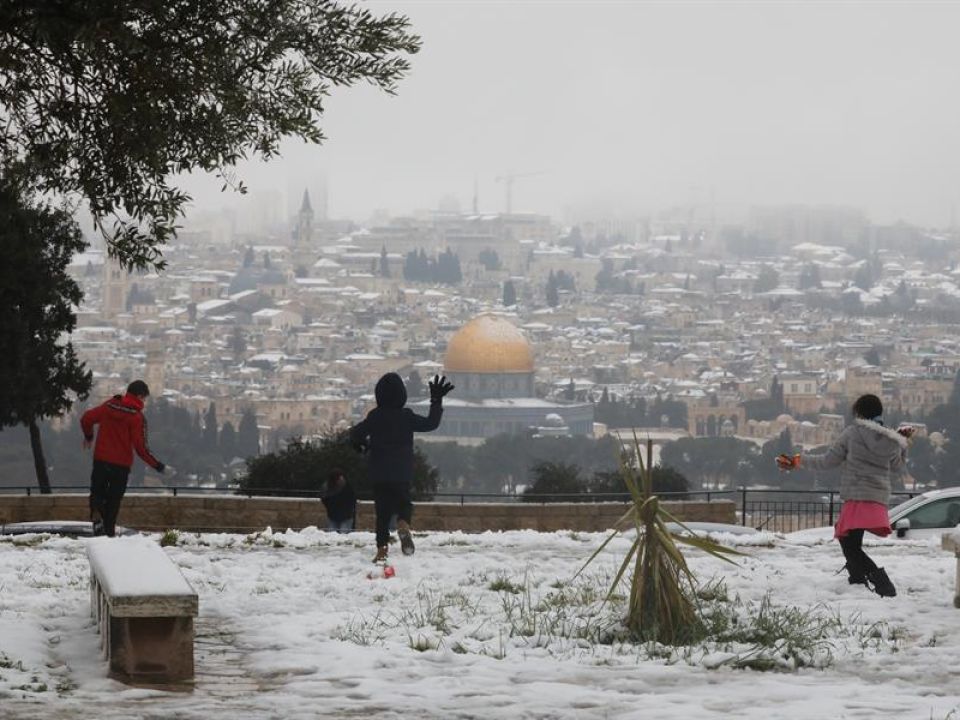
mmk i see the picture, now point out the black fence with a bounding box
[0,485,924,533]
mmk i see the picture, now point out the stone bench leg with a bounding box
[90,576,110,659]
[954,552,960,609]
[108,616,195,683]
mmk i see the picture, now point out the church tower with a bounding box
[296,189,314,248]
[102,258,130,320]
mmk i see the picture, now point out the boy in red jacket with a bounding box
[81,380,165,536]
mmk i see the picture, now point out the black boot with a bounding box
[866,567,897,598]
[837,563,867,585]
[397,520,416,555]
[90,508,105,537]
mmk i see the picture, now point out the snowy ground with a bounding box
[1,527,959,720]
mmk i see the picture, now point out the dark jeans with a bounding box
[838,529,878,580]
[90,460,130,537]
[374,482,412,548]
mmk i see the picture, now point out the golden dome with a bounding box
[444,315,535,374]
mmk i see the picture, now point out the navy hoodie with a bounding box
[349,373,443,486]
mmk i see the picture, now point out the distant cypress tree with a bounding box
[771,376,785,412]
[191,410,203,450]
[204,403,219,453]
[230,325,247,362]
[418,248,429,280]
[949,370,960,408]
[546,271,559,307]
[555,270,575,292]
[220,421,237,462]
[379,245,390,277]
[503,279,518,307]
[403,250,417,281]
[478,248,500,271]
[450,251,462,283]
[238,408,260,458]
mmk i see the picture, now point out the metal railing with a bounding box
[0,485,924,532]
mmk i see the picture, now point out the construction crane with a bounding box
[494,171,547,215]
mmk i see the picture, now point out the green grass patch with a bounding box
[488,575,524,595]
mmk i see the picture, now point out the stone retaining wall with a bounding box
[0,494,736,533]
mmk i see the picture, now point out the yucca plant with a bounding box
[577,433,743,644]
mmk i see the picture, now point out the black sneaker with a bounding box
[91,511,105,537]
[398,528,415,556]
[866,567,897,598]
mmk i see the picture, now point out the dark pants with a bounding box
[838,529,878,581]
[374,483,412,548]
[90,460,130,537]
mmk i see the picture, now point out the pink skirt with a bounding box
[834,500,891,539]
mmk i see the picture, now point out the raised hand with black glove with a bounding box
[428,374,455,404]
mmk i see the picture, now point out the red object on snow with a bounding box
[367,564,396,580]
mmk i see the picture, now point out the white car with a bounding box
[788,488,960,541]
[886,488,960,539]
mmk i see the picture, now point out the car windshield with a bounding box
[889,493,941,521]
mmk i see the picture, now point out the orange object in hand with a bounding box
[776,453,801,470]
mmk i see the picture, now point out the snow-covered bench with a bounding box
[87,538,198,683]
[942,531,960,609]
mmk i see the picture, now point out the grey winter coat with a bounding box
[804,419,908,504]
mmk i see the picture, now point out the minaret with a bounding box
[297,189,314,247]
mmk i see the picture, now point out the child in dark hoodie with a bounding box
[350,372,453,562]
[777,394,908,597]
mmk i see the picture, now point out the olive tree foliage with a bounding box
[0,1,421,269]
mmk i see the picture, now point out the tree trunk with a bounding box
[28,419,52,494]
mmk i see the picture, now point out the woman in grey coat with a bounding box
[777,394,909,597]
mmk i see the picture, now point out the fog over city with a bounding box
[181,1,960,227]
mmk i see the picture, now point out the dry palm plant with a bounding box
[577,433,743,644]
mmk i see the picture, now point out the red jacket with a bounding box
[81,393,163,470]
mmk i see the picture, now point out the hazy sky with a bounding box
[179,1,960,228]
